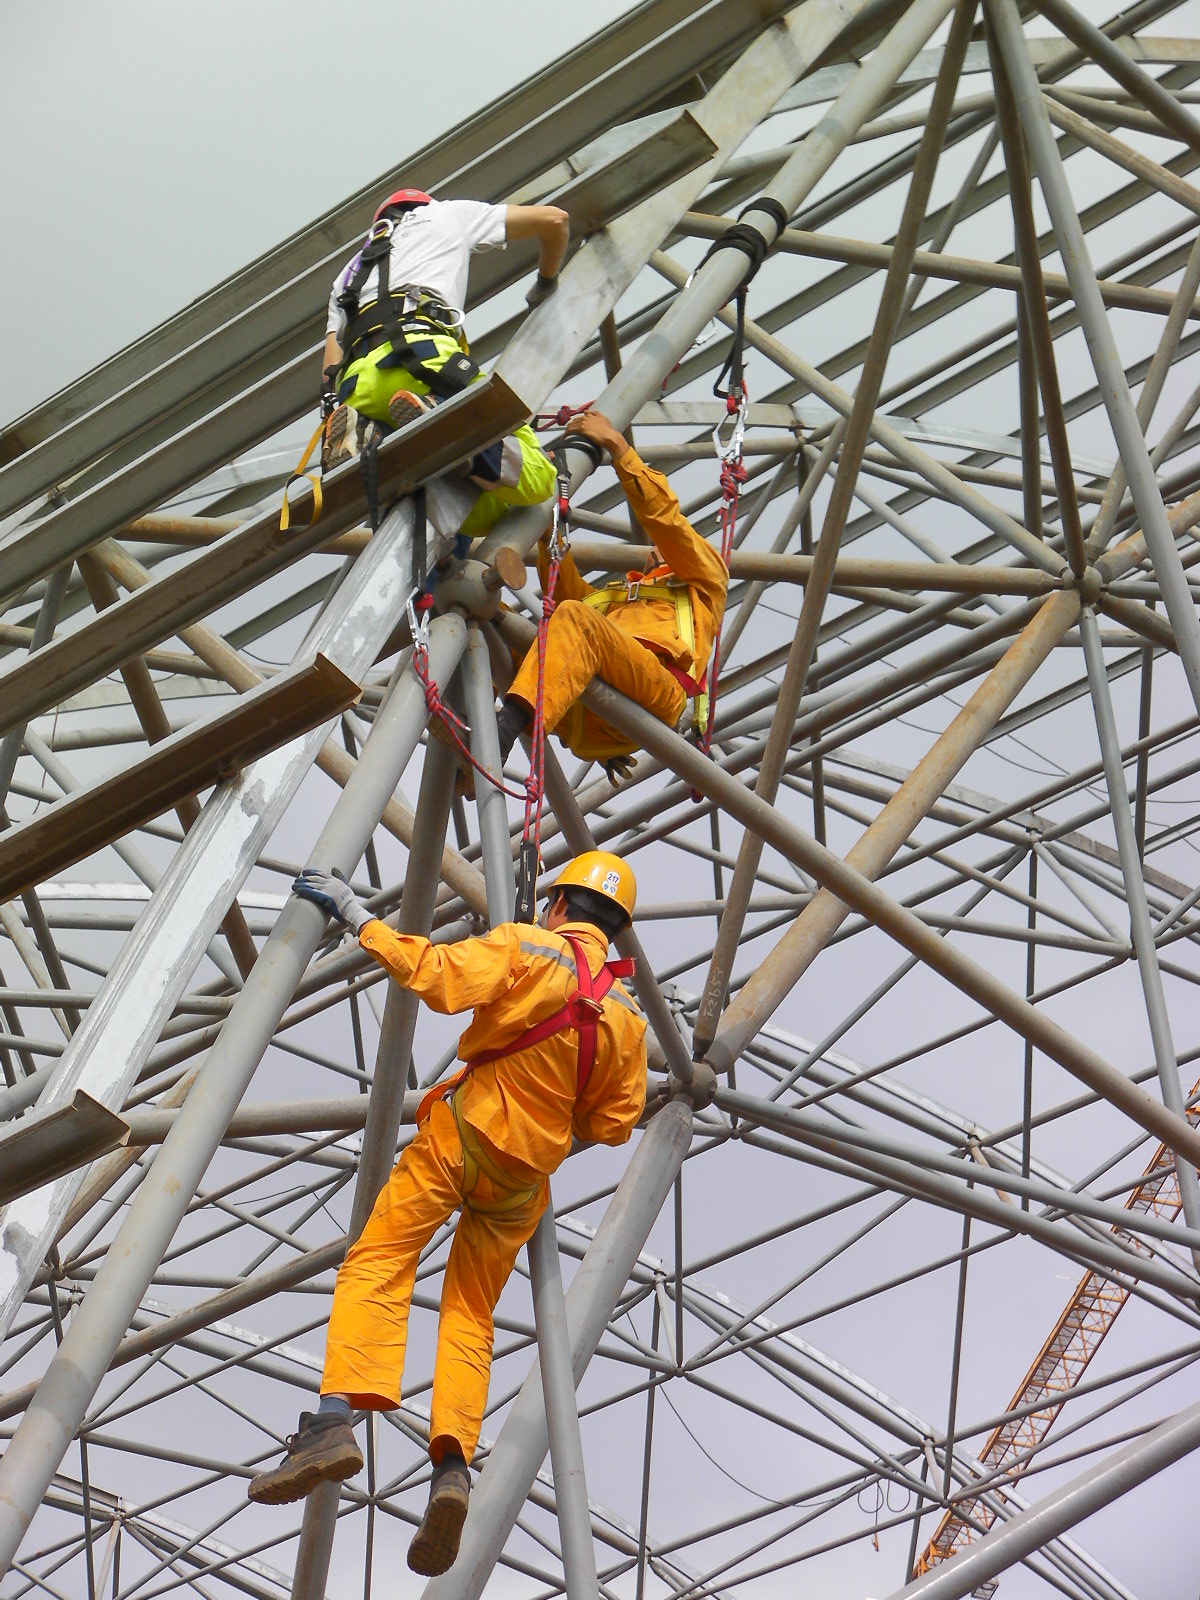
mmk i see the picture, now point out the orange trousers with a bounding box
[508,599,686,747]
[322,1097,547,1461]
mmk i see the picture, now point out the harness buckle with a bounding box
[576,996,604,1016]
[625,576,642,603]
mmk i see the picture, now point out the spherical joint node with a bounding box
[670,1059,718,1108]
[1060,565,1104,603]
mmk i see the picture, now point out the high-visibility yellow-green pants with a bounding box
[340,334,555,538]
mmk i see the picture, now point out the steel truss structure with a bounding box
[2,1,1200,1596]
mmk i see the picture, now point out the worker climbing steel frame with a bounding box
[2,1,1200,1598]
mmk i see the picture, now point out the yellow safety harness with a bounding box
[448,1089,541,1214]
[558,576,709,760]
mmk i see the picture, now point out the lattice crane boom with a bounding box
[915,1078,1200,1586]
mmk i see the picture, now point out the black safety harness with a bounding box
[335,216,480,403]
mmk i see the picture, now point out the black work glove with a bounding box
[525,272,558,309]
[321,364,341,417]
[603,753,637,786]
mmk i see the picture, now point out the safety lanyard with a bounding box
[695,303,748,777]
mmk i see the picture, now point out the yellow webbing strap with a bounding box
[583,580,707,738]
[583,579,697,664]
[279,420,325,532]
[450,1089,540,1214]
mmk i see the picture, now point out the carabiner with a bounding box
[406,590,433,656]
[712,385,748,463]
[548,473,571,563]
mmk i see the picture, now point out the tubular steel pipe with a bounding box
[985,17,1085,575]
[889,1392,1200,1599]
[461,661,601,1598]
[421,1099,694,1600]
[461,626,516,929]
[679,212,1196,321]
[0,496,433,1345]
[1078,607,1200,1268]
[290,734,461,1600]
[528,1211,601,1600]
[592,0,961,447]
[986,0,1200,714]
[564,669,1200,1172]
[714,1089,1200,1297]
[1031,0,1200,155]
[1086,231,1200,559]
[0,614,468,1573]
[90,537,490,920]
[692,0,975,1058]
[706,590,1080,1070]
[649,250,1066,578]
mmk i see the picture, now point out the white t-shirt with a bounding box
[326,198,507,337]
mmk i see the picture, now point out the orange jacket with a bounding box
[537,442,728,681]
[359,918,647,1177]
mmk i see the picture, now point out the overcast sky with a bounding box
[1,0,641,421]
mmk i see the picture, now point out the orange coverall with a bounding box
[322,917,646,1461]
[508,442,728,761]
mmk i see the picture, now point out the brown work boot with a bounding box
[388,388,477,477]
[387,389,433,430]
[246,1412,363,1505]
[407,1453,471,1576]
[322,404,358,473]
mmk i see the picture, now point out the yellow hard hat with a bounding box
[551,851,636,921]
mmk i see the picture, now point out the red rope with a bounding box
[698,390,748,762]
[409,475,571,857]
[532,401,594,432]
[411,598,530,802]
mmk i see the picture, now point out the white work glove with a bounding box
[525,272,558,309]
[292,867,375,933]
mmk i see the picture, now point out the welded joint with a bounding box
[670,1058,717,1108]
[1058,564,1104,603]
[700,1035,735,1080]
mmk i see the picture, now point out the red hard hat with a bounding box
[372,189,432,224]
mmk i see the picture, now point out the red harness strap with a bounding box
[661,660,707,699]
[464,936,635,1095]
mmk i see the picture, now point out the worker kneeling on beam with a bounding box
[248,852,646,1576]
[496,410,729,782]
[321,189,565,538]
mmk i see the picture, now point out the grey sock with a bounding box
[317,1395,351,1423]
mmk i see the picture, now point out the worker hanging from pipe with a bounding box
[495,409,730,782]
[321,189,566,537]
[247,852,646,1578]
